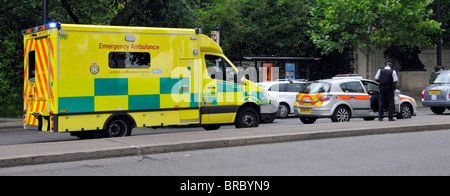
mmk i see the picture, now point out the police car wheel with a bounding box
[299,117,317,124]
[398,103,413,119]
[235,107,260,128]
[332,106,351,122]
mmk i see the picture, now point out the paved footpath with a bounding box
[1,114,450,168]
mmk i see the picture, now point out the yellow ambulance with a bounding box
[21,23,277,139]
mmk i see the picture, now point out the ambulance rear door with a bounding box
[23,24,58,130]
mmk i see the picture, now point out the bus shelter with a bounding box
[229,56,321,83]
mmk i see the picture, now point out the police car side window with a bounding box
[340,81,365,93]
[362,81,380,93]
[109,52,151,69]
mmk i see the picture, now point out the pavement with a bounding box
[1,111,450,168]
[0,118,22,130]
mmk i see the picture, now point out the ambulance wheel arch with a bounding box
[234,102,260,128]
[102,113,137,137]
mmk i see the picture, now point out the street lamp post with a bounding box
[43,0,48,24]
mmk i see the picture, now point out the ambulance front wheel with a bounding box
[103,117,132,138]
[235,107,260,128]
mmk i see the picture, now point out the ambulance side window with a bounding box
[108,52,150,69]
[28,51,36,82]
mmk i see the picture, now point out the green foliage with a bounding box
[0,0,43,118]
[309,0,441,55]
[198,0,316,57]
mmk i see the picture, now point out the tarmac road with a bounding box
[0,108,435,146]
[1,129,448,176]
[1,107,450,168]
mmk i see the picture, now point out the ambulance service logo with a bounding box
[90,62,99,75]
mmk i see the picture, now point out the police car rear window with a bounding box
[108,52,151,69]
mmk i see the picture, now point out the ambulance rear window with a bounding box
[108,52,150,69]
[28,51,36,82]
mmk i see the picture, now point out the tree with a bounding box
[309,0,441,78]
[0,0,43,118]
[198,0,316,57]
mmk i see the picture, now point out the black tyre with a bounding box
[431,107,446,114]
[398,103,413,119]
[202,124,221,130]
[260,113,276,123]
[235,107,260,128]
[278,103,290,118]
[299,117,317,124]
[331,106,351,122]
[103,118,132,138]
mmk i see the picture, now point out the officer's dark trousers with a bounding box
[379,84,395,120]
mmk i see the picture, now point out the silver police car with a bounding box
[422,70,450,114]
[294,74,418,124]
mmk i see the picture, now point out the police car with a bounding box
[294,74,417,124]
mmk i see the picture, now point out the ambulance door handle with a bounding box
[349,96,356,99]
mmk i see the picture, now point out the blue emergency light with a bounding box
[335,74,360,77]
[48,22,58,28]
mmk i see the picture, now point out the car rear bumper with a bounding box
[293,106,334,118]
[422,99,450,107]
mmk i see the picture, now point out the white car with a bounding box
[258,80,307,118]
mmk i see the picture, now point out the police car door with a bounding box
[339,81,371,117]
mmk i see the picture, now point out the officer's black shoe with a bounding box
[389,119,396,121]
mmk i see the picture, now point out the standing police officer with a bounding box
[375,61,398,121]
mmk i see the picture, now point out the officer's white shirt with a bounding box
[375,66,399,82]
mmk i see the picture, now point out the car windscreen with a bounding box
[430,72,450,84]
[300,82,331,93]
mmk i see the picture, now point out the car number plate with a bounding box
[430,90,441,95]
[299,108,312,113]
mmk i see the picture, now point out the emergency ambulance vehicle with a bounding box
[22,23,276,139]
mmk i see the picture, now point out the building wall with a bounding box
[355,48,450,93]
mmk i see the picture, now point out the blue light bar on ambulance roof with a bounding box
[21,22,61,35]
[335,74,360,77]
[48,22,58,28]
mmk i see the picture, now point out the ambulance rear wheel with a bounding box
[202,124,221,130]
[235,107,259,128]
[104,118,132,138]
